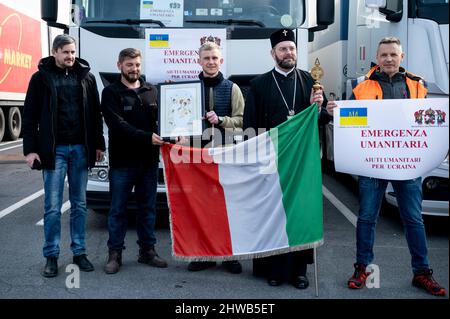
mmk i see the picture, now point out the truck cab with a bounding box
[309,0,449,217]
[39,0,335,211]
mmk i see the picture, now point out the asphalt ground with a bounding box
[0,140,448,315]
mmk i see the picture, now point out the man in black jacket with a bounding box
[23,34,105,278]
[101,48,168,274]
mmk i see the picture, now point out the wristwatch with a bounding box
[217,116,223,125]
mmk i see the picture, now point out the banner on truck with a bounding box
[145,28,227,85]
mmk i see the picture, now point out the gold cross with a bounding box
[282,30,288,36]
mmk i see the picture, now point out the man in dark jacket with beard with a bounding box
[23,34,105,278]
[101,48,168,274]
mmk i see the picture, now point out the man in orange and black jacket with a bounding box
[327,36,446,297]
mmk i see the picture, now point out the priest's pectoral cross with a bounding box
[287,110,295,120]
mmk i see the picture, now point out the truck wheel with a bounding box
[6,107,21,141]
[0,108,5,142]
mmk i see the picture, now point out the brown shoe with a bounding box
[138,247,168,268]
[104,250,122,274]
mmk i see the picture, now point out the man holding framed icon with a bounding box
[158,42,244,147]
[186,41,245,273]
[197,41,245,148]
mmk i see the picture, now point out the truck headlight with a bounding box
[88,152,109,182]
[425,178,439,190]
[97,168,109,181]
[88,167,109,182]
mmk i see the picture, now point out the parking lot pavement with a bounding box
[0,149,447,301]
[0,199,447,300]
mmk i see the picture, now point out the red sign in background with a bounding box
[0,3,42,94]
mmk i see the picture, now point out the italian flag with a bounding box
[162,103,323,260]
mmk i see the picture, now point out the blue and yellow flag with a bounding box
[143,1,154,9]
[149,34,169,48]
[340,108,367,126]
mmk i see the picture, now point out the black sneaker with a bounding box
[292,275,309,289]
[187,261,216,271]
[222,260,242,274]
[73,254,94,272]
[42,256,58,278]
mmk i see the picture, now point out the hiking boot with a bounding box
[42,256,58,278]
[348,263,369,289]
[138,247,168,268]
[187,261,216,272]
[104,250,122,274]
[73,254,94,272]
[412,269,447,296]
[222,260,242,274]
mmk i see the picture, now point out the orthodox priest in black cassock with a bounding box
[243,29,332,289]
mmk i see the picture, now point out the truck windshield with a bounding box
[73,0,305,28]
[415,0,449,24]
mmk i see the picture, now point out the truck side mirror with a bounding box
[41,0,58,23]
[317,0,335,26]
[365,0,387,8]
[379,0,403,23]
[309,0,335,42]
[41,0,68,31]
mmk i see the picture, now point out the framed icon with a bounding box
[158,81,205,139]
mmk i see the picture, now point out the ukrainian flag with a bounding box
[149,34,169,48]
[143,1,153,8]
[340,108,368,126]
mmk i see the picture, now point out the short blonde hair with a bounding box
[199,42,221,57]
[377,37,403,52]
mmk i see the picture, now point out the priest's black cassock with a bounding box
[243,67,331,284]
[244,68,331,131]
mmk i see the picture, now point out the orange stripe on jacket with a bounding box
[352,65,427,100]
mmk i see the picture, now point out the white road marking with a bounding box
[36,201,71,226]
[0,139,22,146]
[322,185,358,227]
[0,144,23,152]
[0,189,45,220]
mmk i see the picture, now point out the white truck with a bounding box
[309,0,449,216]
[39,0,336,211]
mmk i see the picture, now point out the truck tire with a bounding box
[0,108,5,143]
[6,107,21,141]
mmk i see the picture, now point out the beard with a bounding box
[122,70,140,83]
[275,56,296,69]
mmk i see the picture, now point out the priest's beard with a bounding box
[275,56,296,70]
[122,70,140,83]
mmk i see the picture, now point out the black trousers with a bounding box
[252,249,313,282]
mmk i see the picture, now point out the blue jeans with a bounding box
[42,144,88,258]
[107,165,158,251]
[356,176,429,274]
